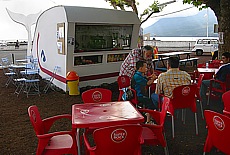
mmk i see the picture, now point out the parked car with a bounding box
[0,42,7,49]
[192,38,219,56]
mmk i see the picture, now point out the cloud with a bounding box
[0,0,200,40]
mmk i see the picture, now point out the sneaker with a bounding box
[166,112,171,117]
[145,121,154,124]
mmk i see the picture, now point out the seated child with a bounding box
[132,60,159,122]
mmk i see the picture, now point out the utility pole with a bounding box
[206,8,209,37]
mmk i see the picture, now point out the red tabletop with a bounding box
[197,68,218,73]
[197,68,218,80]
[72,101,144,129]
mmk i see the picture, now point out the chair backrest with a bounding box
[25,63,34,69]
[208,63,216,68]
[222,90,230,117]
[197,74,204,88]
[49,65,59,81]
[93,124,142,155]
[188,71,195,83]
[82,88,112,103]
[194,69,199,78]
[197,63,219,68]
[196,74,204,99]
[159,97,170,125]
[169,85,197,115]
[153,70,162,76]
[204,110,230,154]
[209,62,221,68]
[1,57,10,73]
[212,60,222,64]
[117,75,138,105]
[197,63,206,68]
[28,105,45,135]
[26,55,33,63]
[117,75,131,89]
[1,57,10,65]
[32,58,38,69]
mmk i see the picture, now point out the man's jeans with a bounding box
[200,79,221,104]
[151,93,159,109]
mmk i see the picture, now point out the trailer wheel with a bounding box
[196,50,203,56]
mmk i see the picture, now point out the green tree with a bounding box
[183,0,230,56]
[105,0,162,25]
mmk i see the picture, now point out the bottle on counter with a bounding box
[206,62,209,68]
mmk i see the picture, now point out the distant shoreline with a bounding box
[0,45,27,51]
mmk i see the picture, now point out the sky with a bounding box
[0,0,200,41]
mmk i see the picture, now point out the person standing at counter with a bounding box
[119,45,154,78]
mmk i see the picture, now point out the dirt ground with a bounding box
[0,52,225,155]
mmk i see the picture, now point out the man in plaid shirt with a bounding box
[119,45,154,78]
[155,57,191,98]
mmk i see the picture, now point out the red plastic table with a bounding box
[72,101,144,155]
[197,68,218,80]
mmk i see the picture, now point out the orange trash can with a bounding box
[66,71,80,95]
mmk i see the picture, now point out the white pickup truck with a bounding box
[192,38,219,56]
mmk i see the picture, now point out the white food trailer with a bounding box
[32,5,140,92]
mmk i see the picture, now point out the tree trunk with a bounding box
[218,0,230,57]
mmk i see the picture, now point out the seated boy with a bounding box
[132,60,158,122]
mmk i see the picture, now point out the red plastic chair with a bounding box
[138,96,170,155]
[222,90,230,118]
[81,88,112,103]
[210,59,223,68]
[209,62,222,68]
[197,63,206,68]
[197,62,219,68]
[203,110,230,155]
[207,74,230,105]
[194,69,199,83]
[212,59,222,64]
[153,70,162,76]
[117,75,138,106]
[188,71,196,84]
[195,74,204,119]
[188,70,199,84]
[81,88,113,142]
[148,70,162,96]
[167,84,198,138]
[83,124,143,155]
[28,105,77,155]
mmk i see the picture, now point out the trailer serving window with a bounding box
[74,55,103,66]
[74,24,133,52]
[107,53,128,63]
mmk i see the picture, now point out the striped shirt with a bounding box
[155,68,191,98]
[119,48,154,78]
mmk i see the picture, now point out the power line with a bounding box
[151,6,194,18]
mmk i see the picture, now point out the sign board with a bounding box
[214,24,218,33]
[219,32,224,44]
[57,23,65,55]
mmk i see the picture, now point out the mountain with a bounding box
[143,9,218,37]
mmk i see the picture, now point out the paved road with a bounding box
[0,48,212,68]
